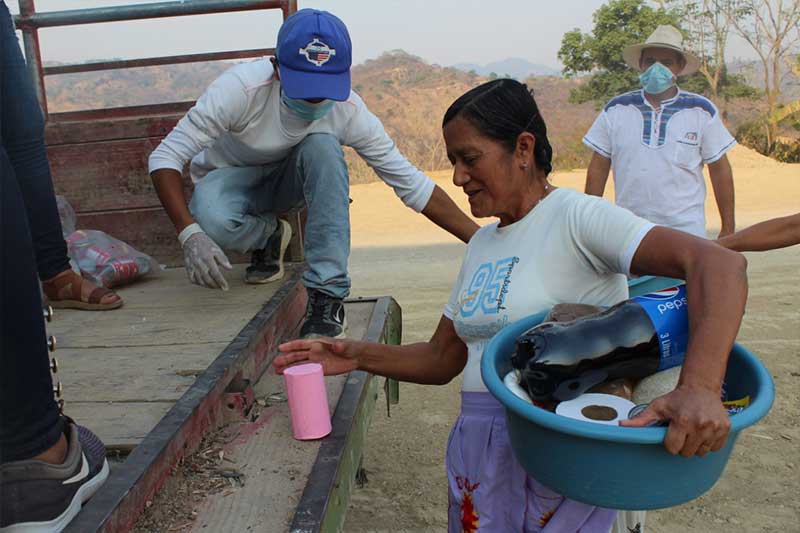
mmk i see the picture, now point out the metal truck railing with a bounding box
[13,0,298,118]
[11,0,304,266]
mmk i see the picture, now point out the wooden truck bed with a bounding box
[47,266,400,532]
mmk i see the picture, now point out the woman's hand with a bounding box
[274,338,360,376]
[620,384,731,457]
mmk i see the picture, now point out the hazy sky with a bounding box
[10,0,756,69]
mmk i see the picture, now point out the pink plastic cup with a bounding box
[283,363,332,440]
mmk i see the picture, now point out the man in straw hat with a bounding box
[582,25,736,239]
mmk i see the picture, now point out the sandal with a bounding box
[42,270,123,311]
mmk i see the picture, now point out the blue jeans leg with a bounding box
[1,2,64,460]
[188,133,351,299]
[279,133,350,299]
[189,166,280,254]
[0,146,64,462]
[0,3,69,281]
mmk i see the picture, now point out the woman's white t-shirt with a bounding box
[444,188,655,392]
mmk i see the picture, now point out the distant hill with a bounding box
[44,50,771,182]
[452,57,561,79]
[729,55,800,100]
[45,60,230,111]
[44,50,594,181]
[345,51,592,180]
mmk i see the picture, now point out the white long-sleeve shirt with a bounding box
[148,58,435,212]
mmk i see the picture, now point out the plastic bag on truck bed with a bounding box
[65,229,162,288]
[56,195,76,238]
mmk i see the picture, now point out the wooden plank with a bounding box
[189,300,375,532]
[57,343,229,403]
[191,374,349,532]
[45,113,184,145]
[49,266,280,348]
[56,303,265,347]
[47,127,304,266]
[48,136,192,212]
[92,266,277,310]
[67,402,171,451]
[66,267,308,533]
[48,101,195,124]
[48,266,289,452]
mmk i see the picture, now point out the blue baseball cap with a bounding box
[276,9,352,102]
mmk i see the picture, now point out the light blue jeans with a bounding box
[189,133,351,298]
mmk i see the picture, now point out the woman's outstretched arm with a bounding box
[274,315,468,386]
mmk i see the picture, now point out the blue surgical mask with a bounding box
[281,92,335,121]
[639,62,676,95]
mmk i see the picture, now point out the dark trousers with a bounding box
[0,2,69,281]
[0,0,65,462]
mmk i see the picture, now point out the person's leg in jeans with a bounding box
[0,132,110,533]
[235,132,351,299]
[189,164,294,285]
[285,134,351,300]
[190,165,281,254]
[0,1,63,462]
[272,133,350,338]
[0,145,65,464]
[0,2,120,311]
[1,9,109,530]
[189,133,350,337]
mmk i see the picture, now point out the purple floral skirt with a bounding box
[446,392,617,532]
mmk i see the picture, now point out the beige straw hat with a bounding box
[622,25,700,76]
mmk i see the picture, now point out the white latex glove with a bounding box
[181,229,232,290]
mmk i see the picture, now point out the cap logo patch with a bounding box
[299,38,336,67]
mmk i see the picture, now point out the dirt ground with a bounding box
[342,145,800,532]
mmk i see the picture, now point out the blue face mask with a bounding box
[281,93,335,121]
[639,62,676,95]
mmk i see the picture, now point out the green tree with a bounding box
[488,72,498,80]
[667,1,758,120]
[722,0,800,152]
[558,0,681,105]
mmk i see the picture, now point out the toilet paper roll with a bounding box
[504,370,533,403]
[555,393,637,426]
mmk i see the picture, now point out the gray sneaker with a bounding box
[245,219,292,284]
[0,422,109,532]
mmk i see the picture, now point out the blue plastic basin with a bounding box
[627,275,685,297]
[480,280,775,510]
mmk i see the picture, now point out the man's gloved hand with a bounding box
[180,225,232,290]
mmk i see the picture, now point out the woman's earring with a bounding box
[522,162,528,171]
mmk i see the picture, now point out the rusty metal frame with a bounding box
[13,0,298,118]
[42,49,277,76]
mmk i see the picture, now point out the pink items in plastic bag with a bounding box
[66,230,162,288]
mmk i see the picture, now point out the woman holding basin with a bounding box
[274,79,748,532]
